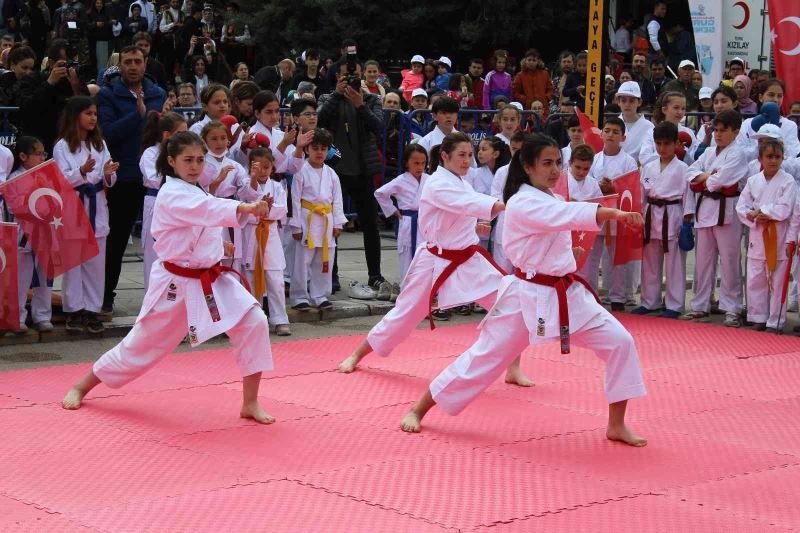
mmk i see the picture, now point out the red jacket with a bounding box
[512,69,553,109]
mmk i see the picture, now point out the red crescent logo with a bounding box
[733,1,749,30]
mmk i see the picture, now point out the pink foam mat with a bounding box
[0,317,799,530]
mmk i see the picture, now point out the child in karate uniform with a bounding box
[588,117,638,310]
[634,122,694,318]
[289,128,347,310]
[374,144,428,284]
[683,110,749,327]
[398,134,647,447]
[616,81,654,163]
[250,90,308,174]
[737,138,797,331]
[140,111,188,290]
[560,114,584,170]
[466,136,511,251]
[490,131,527,273]
[2,138,52,333]
[736,79,800,160]
[566,145,605,291]
[339,132,532,388]
[53,96,120,335]
[240,147,291,336]
[62,131,276,423]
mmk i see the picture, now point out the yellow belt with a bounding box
[301,199,333,272]
[252,219,272,301]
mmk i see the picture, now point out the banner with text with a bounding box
[689,1,723,88]
[585,0,607,126]
[723,0,771,71]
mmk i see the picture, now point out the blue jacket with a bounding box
[435,72,451,93]
[98,76,166,182]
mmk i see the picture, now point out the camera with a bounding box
[345,45,360,91]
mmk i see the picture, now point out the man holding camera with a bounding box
[318,60,386,289]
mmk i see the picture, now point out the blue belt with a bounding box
[75,181,105,232]
[398,209,419,258]
[145,187,159,197]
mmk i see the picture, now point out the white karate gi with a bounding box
[288,162,347,306]
[687,143,749,314]
[465,165,495,249]
[92,176,272,388]
[429,184,647,415]
[736,170,797,328]
[239,177,289,326]
[1,166,52,326]
[560,145,572,170]
[189,115,248,165]
[367,166,503,357]
[489,163,512,272]
[248,121,304,175]
[53,139,116,314]
[589,149,639,303]
[747,158,800,185]
[567,171,605,291]
[620,114,655,164]
[737,117,800,161]
[496,132,512,146]
[417,126,478,168]
[139,144,160,290]
[374,171,424,283]
[199,152,258,272]
[639,123,699,167]
[639,156,693,312]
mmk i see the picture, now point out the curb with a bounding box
[0,298,395,347]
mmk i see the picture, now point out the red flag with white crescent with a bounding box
[612,169,643,266]
[0,160,99,278]
[0,222,20,330]
[575,107,604,153]
[572,194,619,269]
[768,0,800,113]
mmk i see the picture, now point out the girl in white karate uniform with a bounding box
[2,138,52,332]
[737,139,797,331]
[736,79,800,161]
[53,96,120,335]
[495,105,520,146]
[239,147,291,336]
[639,92,699,167]
[62,131,276,423]
[250,90,308,175]
[566,145,605,291]
[398,135,648,447]
[139,111,188,290]
[490,131,527,273]
[199,120,259,272]
[374,144,428,284]
[466,136,511,252]
[289,128,347,309]
[683,110,749,327]
[339,132,532,387]
[635,122,694,318]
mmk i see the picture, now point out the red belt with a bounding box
[427,244,506,330]
[163,261,251,322]
[514,269,600,354]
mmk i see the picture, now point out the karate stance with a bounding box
[339,132,532,387]
[62,132,276,423]
[399,135,648,447]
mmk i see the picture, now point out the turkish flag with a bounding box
[575,107,604,153]
[611,169,643,266]
[572,194,619,270]
[0,161,99,278]
[768,0,800,113]
[0,222,20,330]
[552,170,570,199]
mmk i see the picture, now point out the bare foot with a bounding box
[338,355,359,374]
[400,410,423,433]
[61,387,86,410]
[505,368,535,387]
[606,424,647,447]
[240,401,276,425]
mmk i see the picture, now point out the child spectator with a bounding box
[482,50,512,110]
[361,60,385,97]
[399,54,425,103]
[512,49,553,110]
[407,88,431,137]
[445,72,470,107]
[465,58,484,108]
[435,56,452,92]
[562,51,588,111]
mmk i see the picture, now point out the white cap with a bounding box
[616,80,641,99]
[678,59,695,70]
[730,56,745,65]
[411,54,425,64]
[438,56,452,68]
[699,86,713,100]
[509,101,524,111]
[605,74,615,82]
[411,88,428,99]
[752,124,783,140]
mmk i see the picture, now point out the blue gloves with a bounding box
[679,221,695,252]
[752,101,781,133]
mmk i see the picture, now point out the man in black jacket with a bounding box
[318,60,385,288]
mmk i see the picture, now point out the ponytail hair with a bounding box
[481,135,512,171]
[11,135,44,172]
[156,131,205,182]
[428,145,442,174]
[141,111,187,152]
[503,133,560,203]
[653,91,685,124]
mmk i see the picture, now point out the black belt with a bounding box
[644,197,681,253]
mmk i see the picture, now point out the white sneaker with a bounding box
[347,280,376,300]
[376,281,392,301]
[34,321,54,332]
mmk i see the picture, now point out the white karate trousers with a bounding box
[746,258,789,329]
[244,268,289,326]
[62,237,106,313]
[690,221,743,314]
[290,246,333,307]
[17,249,52,325]
[398,246,414,286]
[93,301,272,388]
[142,195,156,291]
[640,239,686,312]
[430,282,647,415]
